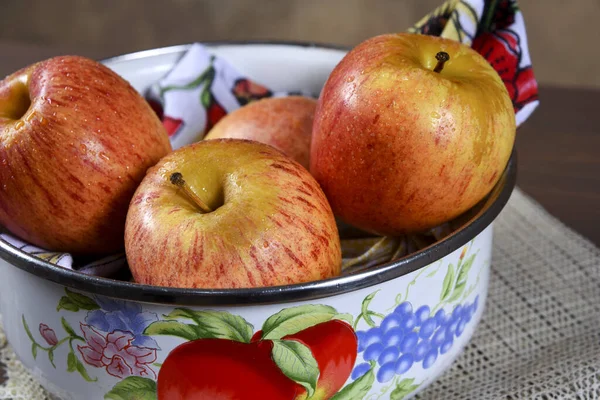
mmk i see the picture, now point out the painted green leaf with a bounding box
[65,288,100,311]
[334,313,354,324]
[61,317,77,337]
[361,291,379,327]
[22,315,35,343]
[440,263,455,301]
[456,254,476,286]
[330,362,375,400]
[261,305,343,340]
[31,343,38,360]
[143,321,202,341]
[200,87,212,109]
[390,378,420,400]
[271,340,319,397]
[67,351,77,373]
[75,357,97,382]
[162,309,254,343]
[48,349,56,368]
[449,281,467,303]
[104,376,157,400]
[57,297,79,312]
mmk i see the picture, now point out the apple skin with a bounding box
[204,96,317,170]
[0,56,172,254]
[310,33,516,236]
[124,138,341,289]
[157,320,357,400]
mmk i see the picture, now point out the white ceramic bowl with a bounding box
[0,42,516,400]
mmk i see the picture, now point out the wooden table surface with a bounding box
[1,40,599,387]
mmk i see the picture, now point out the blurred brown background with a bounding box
[0,0,597,88]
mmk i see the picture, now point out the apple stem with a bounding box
[433,52,450,73]
[169,172,213,213]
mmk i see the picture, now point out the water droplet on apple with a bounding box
[99,152,110,161]
[14,121,24,130]
[40,116,48,126]
[263,241,269,248]
[431,112,441,119]
[346,76,355,83]
[80,144,88,154]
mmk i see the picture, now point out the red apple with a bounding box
[310,33,516,236]
[157,320,357,400]
[204,96,317,170]
[0,56,172,254]
[124,139,341,289]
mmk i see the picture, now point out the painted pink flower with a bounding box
[77,324,157,379]
[39,323,58,346]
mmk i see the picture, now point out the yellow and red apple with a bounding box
[204,96,317,170]
[125,139,341,289]
[310,33,516,236]
[0,56,172,254]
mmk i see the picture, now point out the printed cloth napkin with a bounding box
[0,0,539,277]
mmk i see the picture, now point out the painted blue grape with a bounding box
[423,348,439,369]
[378,346,400,366]
[351,362,371,380]
[383,327,404,348]
[446,319,459,337]
[355,296,481,381]
[394,301,413,316]
[452,304,464,321]
[415,305,431,326]
[363,327,383,348]
[434,308,448,327]
[431,326,446,347]
[419,317,437,339]
[377,362,397,383]
[356,330,367,352]
[399,331,419,354]
[381,313,403,333]
[456,319,467,337]
[413,338,431,362]
[440,338,453,355]
[401,313,417,331]
[464,303,475,322]
[364,342,384,361]
[395,353,414,374]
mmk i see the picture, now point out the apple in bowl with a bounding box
[310,33,516,236]
[0,56,172,254]
[125,139,341,289]
[204,96,317,170]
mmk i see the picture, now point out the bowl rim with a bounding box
[0,41,518,306]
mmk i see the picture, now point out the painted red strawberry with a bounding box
[472,29,538,111]
[162,116,184,137]
[157,319,357,400]
[205,97,227,133]
[146,98,164,120]
[232,78,272,106]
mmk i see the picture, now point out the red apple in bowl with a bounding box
[124,138,341,289]
[204,96,317,170]
[310,33,516,236]
[0,56,172,254]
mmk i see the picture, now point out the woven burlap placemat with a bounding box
[1,187,599,399]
